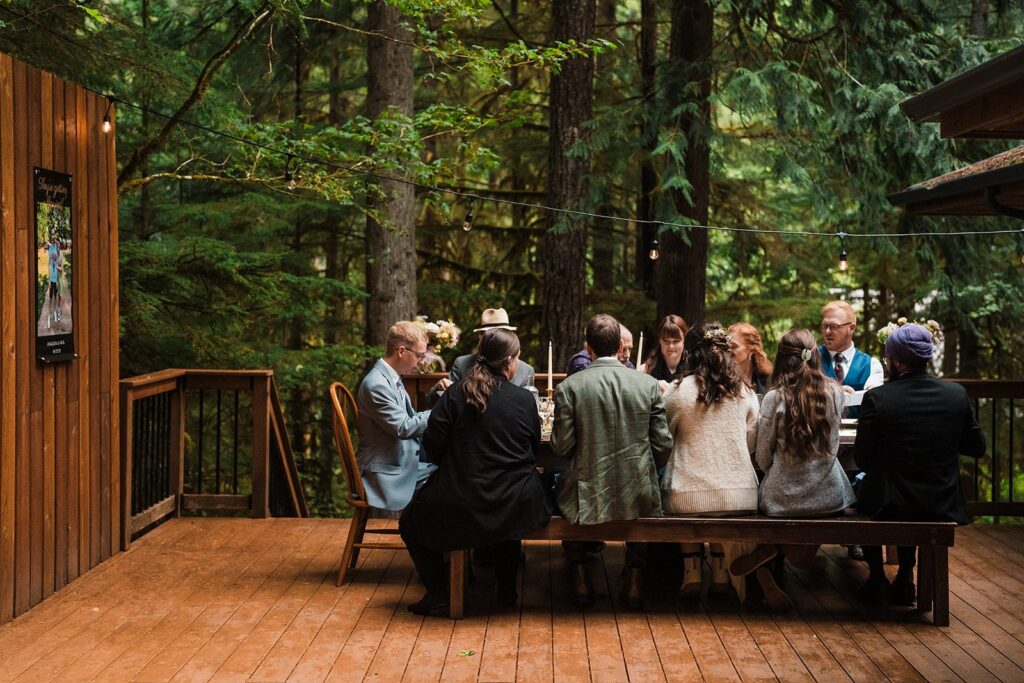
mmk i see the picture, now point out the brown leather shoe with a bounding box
[621,567,644,609]
[570,562,596,608]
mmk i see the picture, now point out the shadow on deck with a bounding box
[0,518,1022,681]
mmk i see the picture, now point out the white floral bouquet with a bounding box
[415,316,461,353]
[876,316,944,345]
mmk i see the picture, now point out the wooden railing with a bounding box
[119,369,307,548]
[953,380,1024,518]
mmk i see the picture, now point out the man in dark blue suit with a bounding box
[854,324,985,605]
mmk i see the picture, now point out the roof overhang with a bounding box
[888,153,1024,216]
[900,44,1024,139]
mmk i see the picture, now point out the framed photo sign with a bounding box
[33,167,76,363]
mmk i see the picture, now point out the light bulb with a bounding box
[462,209,474,231]
[648,248,659,260]
[839,251,848,271]
[102,114,111,133]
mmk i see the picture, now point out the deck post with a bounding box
[251,376,270,518]
[168,380,185,516]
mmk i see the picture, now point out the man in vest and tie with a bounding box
[818,300,884,399]
[356,321,436,515]
[818,300,884,560]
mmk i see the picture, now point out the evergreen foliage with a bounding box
[1,0,1021,514]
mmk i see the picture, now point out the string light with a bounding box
[284,154,297,191]
[462,198,476,232]
[648,237,660,261]
[98,93,1024,245]
[101,96,113,134]
[837,232,848,272]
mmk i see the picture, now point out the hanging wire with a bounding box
[102,93,1024,242]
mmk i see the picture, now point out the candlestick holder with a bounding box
[546,388,553,399]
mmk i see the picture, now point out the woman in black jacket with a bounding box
[399,328,553,616]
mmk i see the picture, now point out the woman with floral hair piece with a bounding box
[661,321,759,598]
[729,328,855,611]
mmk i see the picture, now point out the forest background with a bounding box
[1,0,1021,515]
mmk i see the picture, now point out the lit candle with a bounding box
[636,332,644,370]
[547,340,553,392]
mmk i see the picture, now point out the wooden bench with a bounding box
[448,515,956,625]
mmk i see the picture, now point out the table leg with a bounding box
[933,546,949,627]
[917,545,933,614]
[449,549,465,619]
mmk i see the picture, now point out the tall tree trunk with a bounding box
[364,1,417,345]
[636,0,657,295]
[543,0,595,367]
[657,0,712,326]
[591,0,617,292]
[969,0,989,37]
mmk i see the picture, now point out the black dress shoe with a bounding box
[855,575,890,605]
[891,575,916,606]
[408,592,449,616]
[621,567,644,609]
[570,562,596,608]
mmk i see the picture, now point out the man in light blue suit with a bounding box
[356,321,436,513]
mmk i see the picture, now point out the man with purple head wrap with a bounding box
[853,324,986,606]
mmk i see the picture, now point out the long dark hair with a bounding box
[645,314,688,373]
[683,321,746,405]
[769,328,835,455]
[462,328,521,413]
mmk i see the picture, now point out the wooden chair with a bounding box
[329,381,405,585]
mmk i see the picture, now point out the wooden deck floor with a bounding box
[0,518,1022,682]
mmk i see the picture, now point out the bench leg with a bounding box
[449,549,466,619]
[933,546,949,627]
[917,545,933,614]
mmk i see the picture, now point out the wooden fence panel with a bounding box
[0,56,119,625]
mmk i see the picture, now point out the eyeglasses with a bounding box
[820,322,854,333]
[402,346,428,360]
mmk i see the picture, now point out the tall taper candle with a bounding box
[636,332,644,369]
[547,340,553,392]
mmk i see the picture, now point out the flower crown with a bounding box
[703,328,731,343]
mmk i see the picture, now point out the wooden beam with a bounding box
[940,81,1024,139]
[128,495,176,535]
[181,493,251,512]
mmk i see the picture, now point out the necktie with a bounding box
[834,355,845,384]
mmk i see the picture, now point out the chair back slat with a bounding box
[329,381,367,507]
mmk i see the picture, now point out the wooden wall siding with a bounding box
[0,55,119,625]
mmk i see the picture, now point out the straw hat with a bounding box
[473,308,517,333]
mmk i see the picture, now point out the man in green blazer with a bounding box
[552,314,674,608]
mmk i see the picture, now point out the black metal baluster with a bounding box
[992,397,999,504]
[975,397,981,502]
[144,397,151,509]
[1010,398,1015,504]
[215,390,223,494]
[233,391,240,494]
[197,389,205,494]
[133,397,141,514]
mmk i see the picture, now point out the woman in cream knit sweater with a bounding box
[662,321,759,597]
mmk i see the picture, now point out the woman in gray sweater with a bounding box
[730,328,855,610]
